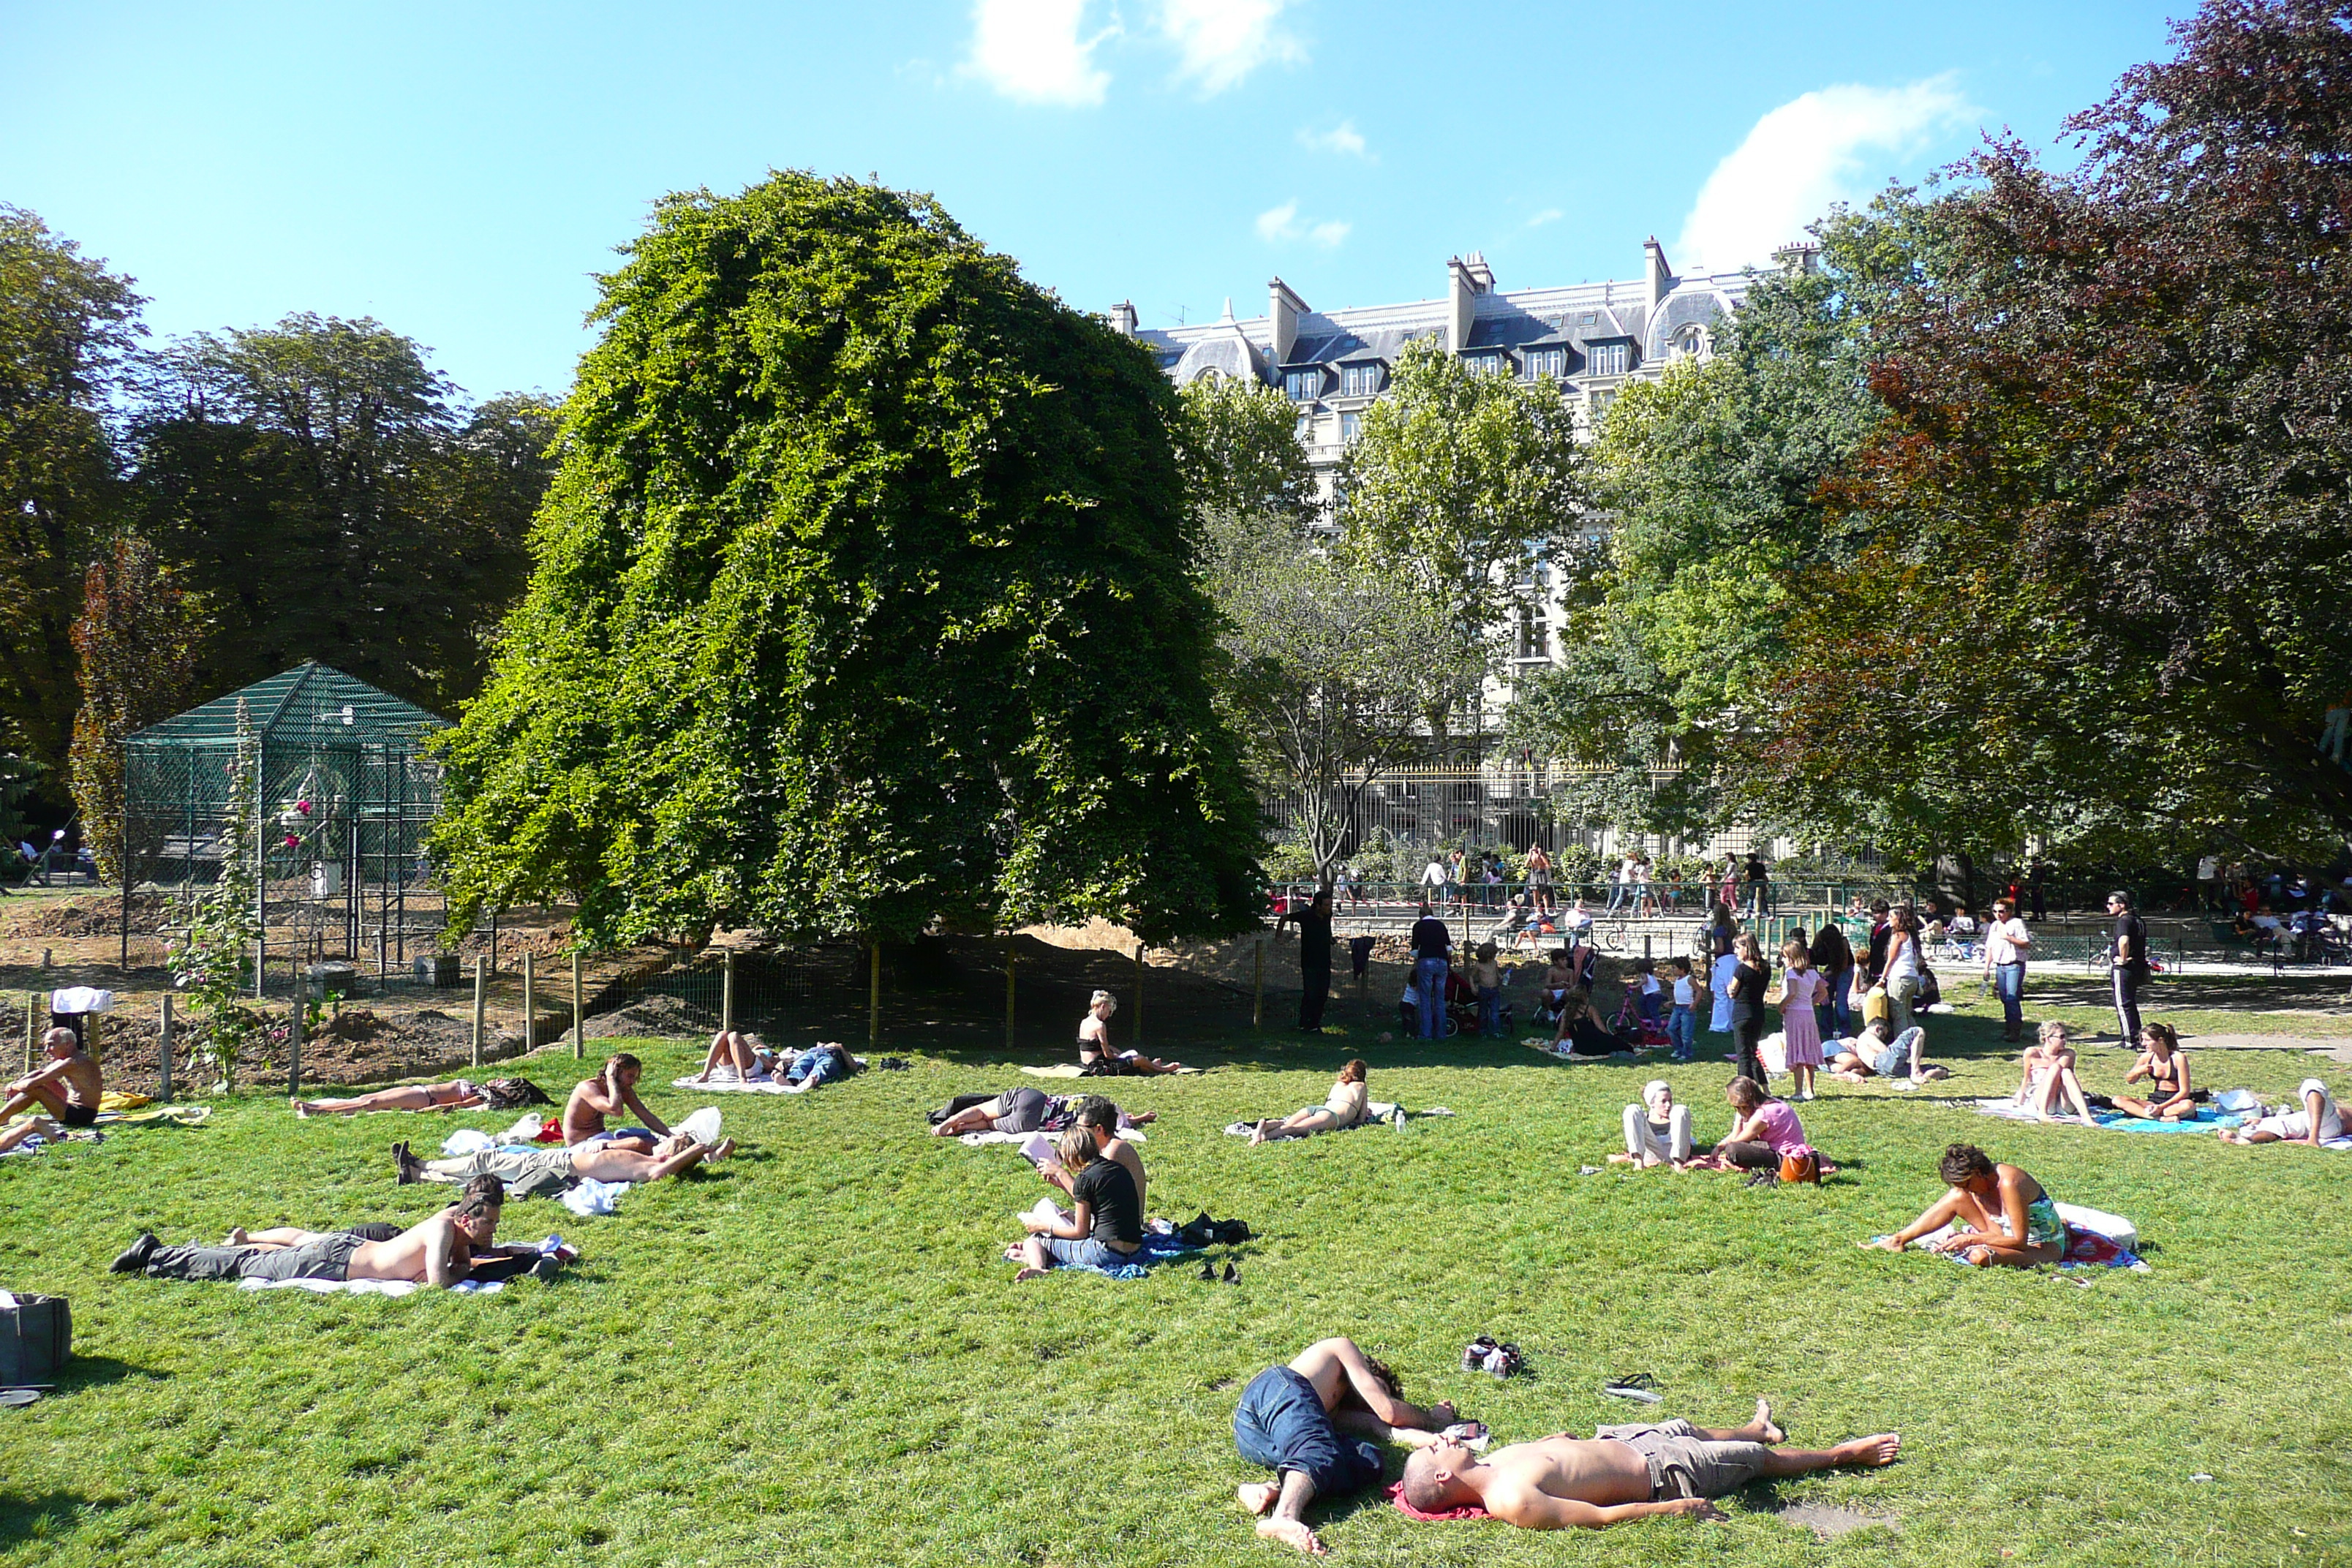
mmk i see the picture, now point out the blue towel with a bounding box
[1060,1235,1205,1282]
[2092,1109,2240,1134]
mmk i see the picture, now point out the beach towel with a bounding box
[238,1275,505,1297]
[1890,1213,2149,1270]
[1388,1481,1489,1523]
[97,1090,152,1112]
[958,1126,1146,1147]
[999,1232,1204,1281]
[1019,1061,1202,1079]
[670,1062,865,1093]
[93,1104,209,1127]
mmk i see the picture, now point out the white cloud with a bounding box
[1161,0,1302,94]
[962,0,1114,108]
[1256,198,1348,247]
[1297,119,1370,159]
[1676,75,1977,268]
[1526,207,1564,228]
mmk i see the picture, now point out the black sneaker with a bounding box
[529,1255,562,1284]
[393,1142,425,1185]
[110,1232,159,1273]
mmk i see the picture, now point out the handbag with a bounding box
[0,1292,70,1384]
[1778,1145,1822,1186]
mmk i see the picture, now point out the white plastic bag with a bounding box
[440,1128,494,1157]
[679,1107,723,1145]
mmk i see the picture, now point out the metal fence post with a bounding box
[868,942,881,1048]
[722,949,735,1037]
[158,992,174,1102]
[1134,943,1145,1047]
[570,950,583,1060]
[471,954,486,1069]
[1004,947,1016,1054]
[1253,936,1265,1030]
[522,950,536,1052]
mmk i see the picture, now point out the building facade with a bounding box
[1109,239,1756,680]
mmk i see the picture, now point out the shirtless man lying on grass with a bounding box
[1398,1400,1899,1531]
[112,1178,509,1289]
[1234,1336,1472,1556]
[398,1131,732,1199]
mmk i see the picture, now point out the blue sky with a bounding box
[1,1,2179,402]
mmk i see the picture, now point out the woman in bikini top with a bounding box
[1076,990,1187,1076]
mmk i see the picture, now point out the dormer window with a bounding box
[1589,342,1629,377]
[1340,362,1383,398]
[1284,368,1322,402]
[1463,353,1507,377]
[1527,347,1567,380]
[1673,325,1708,361]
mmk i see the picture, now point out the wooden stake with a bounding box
[158,993,174,1101]
[471,954,486,1068]
[1252,936,1264,1030]
[1004,947,1016,1054]
[1134,943,1145,1047]
[522,950,536,1052]
[868,942,881,1048]
[570,950,583,1060]
[23,992,35,1073]
[288,968,304,1098]
[722,949,736,1036]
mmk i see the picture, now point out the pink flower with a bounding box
[283,834,299,848]
[296,799,312,815]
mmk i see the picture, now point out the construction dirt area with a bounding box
[0,889,1443,1093]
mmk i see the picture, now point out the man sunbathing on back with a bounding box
[1398,1400,1899,1530]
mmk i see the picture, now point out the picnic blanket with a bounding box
[670,1060,867,1093]
[999,1232,1205,1281]
[94,1103,211,1127]
[1388,1480,1489,1522]
[959,1126,1147,1148]
[238,1275,505,1297]
[1888,1208,2149,1271]
[1019,1061,1204,1079]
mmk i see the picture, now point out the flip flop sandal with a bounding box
[1600,1373,1663,1403]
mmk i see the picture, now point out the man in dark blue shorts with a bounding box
[1234,1337,1467,1555]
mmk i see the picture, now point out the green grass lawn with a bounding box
[4,997,2351,1567]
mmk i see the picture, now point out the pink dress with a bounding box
[1779,968,1823,1066]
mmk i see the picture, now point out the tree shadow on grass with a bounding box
[0,1491,115,1550]
[48,1354,159,1393]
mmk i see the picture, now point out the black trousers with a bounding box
[2112,965,2143,1041]
[1719,1139,1779,1169]
[1731,1004,1768,1088]
[1300,965,1330,1030]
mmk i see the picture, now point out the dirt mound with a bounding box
[582,992,712,1041]
[0,893,172,938]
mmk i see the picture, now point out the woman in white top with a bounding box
[1980,897,2034,1041]
[1250,1060,1370,1144]
[1882,907,1924,1037]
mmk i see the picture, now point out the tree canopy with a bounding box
[0,207,143,770]
[431,172,1262,946]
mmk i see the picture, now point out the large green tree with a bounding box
[0,207,143,771]
[131,317,554,716]
[1798,0,2352,859]
[1174,374,1316,526]
[1338,339,1586,742]
[430,173,1262,946]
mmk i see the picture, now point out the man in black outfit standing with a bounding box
[2107,889,2148,1042]
[1280,888,1336,1033]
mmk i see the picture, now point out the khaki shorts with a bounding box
[1594,1420,1770,1500]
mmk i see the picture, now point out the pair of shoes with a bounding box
[392,1141,424,1185]
[1198,1260,1216,1281]
[1223,1261,1240,1284]
[110,1232,159,1273]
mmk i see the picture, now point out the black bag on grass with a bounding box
[0,1293,69,1384]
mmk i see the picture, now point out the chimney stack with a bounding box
[1643,237,1673,317]
[1106,300,1138,336]
[1269,277,1308,364]
[1446,253,1493,355]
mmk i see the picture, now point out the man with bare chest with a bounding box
[3,1028,103,1128]
[1399,1399,1899,1531]
[113,1181,508,1289]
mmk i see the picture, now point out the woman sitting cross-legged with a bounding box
[1610,1079,1692,1168]
[2114,1023,2195,1120]
[1249,1060,1369,1145]
[1014,1126,1142,1281]
[1715,1077,1810,1172]
[1866,1142,2065,1268]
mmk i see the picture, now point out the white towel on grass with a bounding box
[236,1276,504,1297]
[957,1126,1146,1147]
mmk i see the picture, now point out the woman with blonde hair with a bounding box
[1077,990,1186,1076]
[1776,935,1824,1101]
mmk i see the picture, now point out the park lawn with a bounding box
[4,1012,2351,1568]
